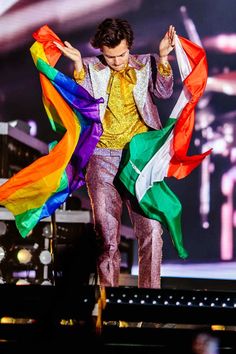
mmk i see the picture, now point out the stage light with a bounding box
[16,279,31,285]
[1,243,42,284]
[0,277,6,284]
[16,248,32,264]
[42,224,52,238]
[211,325,226,331]
[39,250,52,265]
[41,280,53,286]
[27,119,38,137]
[12,270,36,279]
[0,221,7,236]
[0,246,6,262]
[102,286,236,325]
[12,243,39,265]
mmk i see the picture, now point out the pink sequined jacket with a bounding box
[79,53,173,130]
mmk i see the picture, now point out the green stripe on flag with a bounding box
[119,118,176,195]
[119,117,188,259]
[139,180,188,259]
[36,58,58,81]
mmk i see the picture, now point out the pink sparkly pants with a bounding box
[85,150,163,288]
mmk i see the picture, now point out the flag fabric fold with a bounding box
[0,25,103,237]
[119,36,211,259]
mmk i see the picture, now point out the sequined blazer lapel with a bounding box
[87,54,149,122]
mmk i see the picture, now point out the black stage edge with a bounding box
[103,286,236,325]
[0,284,100,354]
[1,283,236,353]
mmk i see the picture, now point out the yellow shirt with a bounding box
[74,62,172,150]
[97,67,149,149]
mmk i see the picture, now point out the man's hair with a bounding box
[90,18,134,49]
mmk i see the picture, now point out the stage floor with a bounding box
[117,261,236,291]
[132,261,236,280]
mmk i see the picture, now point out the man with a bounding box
[54,18,176,288]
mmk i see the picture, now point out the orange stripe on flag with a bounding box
[0,75,80,202]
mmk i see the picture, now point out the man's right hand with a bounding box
[53,40,83,72]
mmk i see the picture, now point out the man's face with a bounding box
[101,39,129,72]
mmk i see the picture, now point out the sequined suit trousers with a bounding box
[85,151,163,288]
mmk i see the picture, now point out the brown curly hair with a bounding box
[90,18,134,49]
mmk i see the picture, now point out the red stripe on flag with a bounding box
[167,36,212,179]
[32,24,64,67]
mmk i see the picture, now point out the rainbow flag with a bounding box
[0,25,103,237]
[119,36,212,258]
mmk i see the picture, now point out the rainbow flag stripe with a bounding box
[0,25,103,237]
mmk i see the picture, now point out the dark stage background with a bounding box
[1,0,236,284]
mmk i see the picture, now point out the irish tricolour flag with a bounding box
[119,36,212,259]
